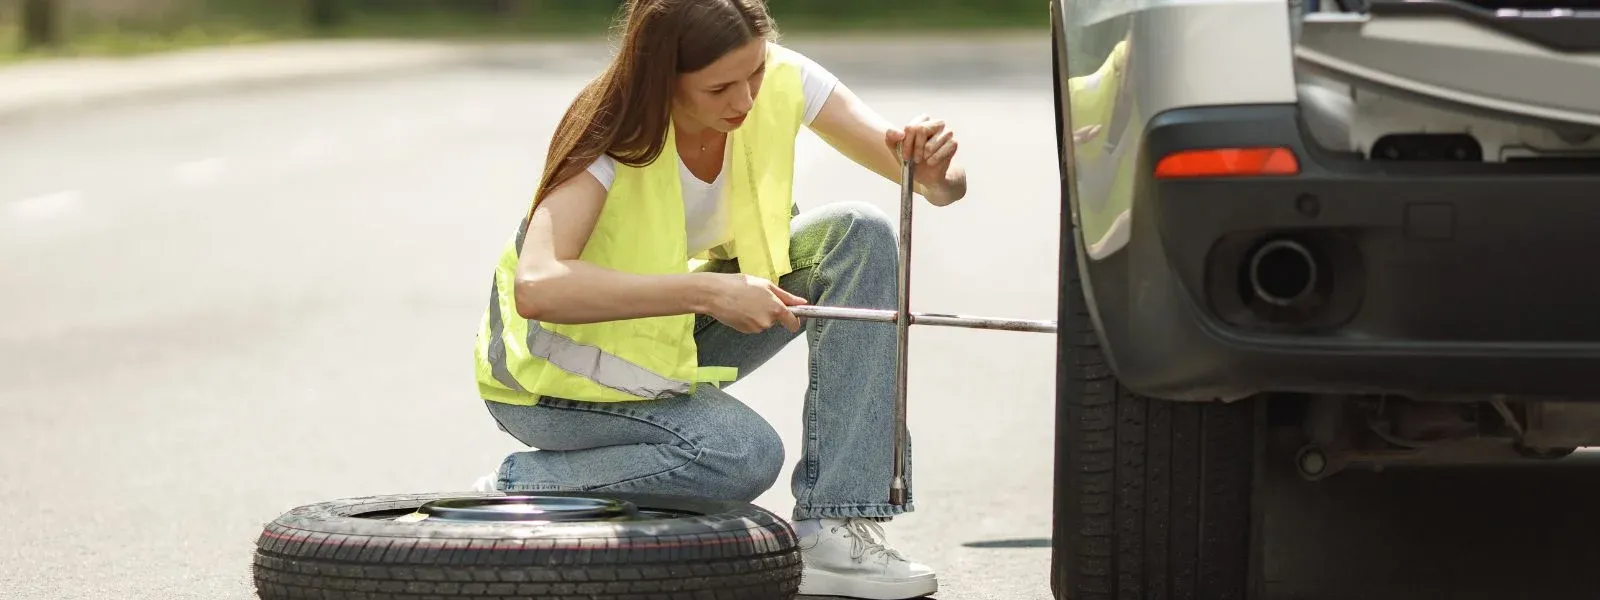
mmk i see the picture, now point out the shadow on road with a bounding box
[1263,449,1600,600]
[962,537,1052,549]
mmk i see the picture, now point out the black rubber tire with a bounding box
[1048,23,1260,597]
[252,491,802,600]
[1049,212,1261,598]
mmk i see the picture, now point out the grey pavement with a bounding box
[0,38,1059,600]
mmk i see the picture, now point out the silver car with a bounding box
[1051,0,1600,597]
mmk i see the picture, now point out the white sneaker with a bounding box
[796,518,938,599]
[470,472,499,492]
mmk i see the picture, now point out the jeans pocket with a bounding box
[694,313,719,335]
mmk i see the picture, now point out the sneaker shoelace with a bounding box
[841,518,908,562]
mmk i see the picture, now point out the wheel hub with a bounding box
[415,495,642,523]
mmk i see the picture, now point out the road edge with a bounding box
[0,39,588,124]
[0,33,1048,124]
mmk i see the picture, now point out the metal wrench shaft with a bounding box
[793,144,1059,506]
[789,305,1058,334]
[890,147,914,507]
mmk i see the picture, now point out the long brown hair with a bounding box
[530,0,778,212]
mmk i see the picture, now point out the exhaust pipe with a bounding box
[1248,239,1318,307]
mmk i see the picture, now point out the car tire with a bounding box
[1050,230,1262,600]
[1049,13,1262,598]
[251,491,802,600]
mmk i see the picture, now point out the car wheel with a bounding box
[1049,11,1263,596]
[1049,219,1273,600]
[1050,225,1263,600]
[252,491,802,600]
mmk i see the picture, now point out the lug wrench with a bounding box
[788,145,1059,506]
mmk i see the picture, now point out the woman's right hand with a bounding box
[704,273,809,334]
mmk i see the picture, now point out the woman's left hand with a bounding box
[885,114,965,205]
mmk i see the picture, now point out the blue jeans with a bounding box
[484,201,914,521]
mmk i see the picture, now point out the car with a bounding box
[1049,0,1600,598]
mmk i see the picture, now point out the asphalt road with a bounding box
[0,39,1061,600]
[11,35,1600,600]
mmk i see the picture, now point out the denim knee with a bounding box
[828,200,894,243]
[810,201,897,263]
[702,425,787,503]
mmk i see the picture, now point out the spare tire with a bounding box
[251,491,802,600]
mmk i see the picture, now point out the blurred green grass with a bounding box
[1,0,1047,63]
[0,0,1049,62]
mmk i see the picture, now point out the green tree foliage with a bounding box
[8,0,1044,57]
[307,0,350,29]
[21,0,62,50]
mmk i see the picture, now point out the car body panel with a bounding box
[1052,0,1600,402]
[1296,6,1600,129]
[1057,0,1297,262]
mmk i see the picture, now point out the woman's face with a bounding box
[672,39,767,134]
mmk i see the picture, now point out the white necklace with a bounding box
[686,132,719,156]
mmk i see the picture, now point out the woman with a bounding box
[470,1,966,598]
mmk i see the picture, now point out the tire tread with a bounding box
[252,494,801,600]
[1054,230,1256,600]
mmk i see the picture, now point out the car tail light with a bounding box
[1154,147,1300,178]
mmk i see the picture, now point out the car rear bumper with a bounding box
[1296,0,1600,128]
[1082,104,1600,401]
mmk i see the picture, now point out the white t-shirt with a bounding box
[584,49,840,257]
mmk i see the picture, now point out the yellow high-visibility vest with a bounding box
[474,42,809,406]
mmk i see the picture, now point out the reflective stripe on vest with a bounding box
[480,220,719,400]
[485,272,696,399]
[482,273,525,394]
